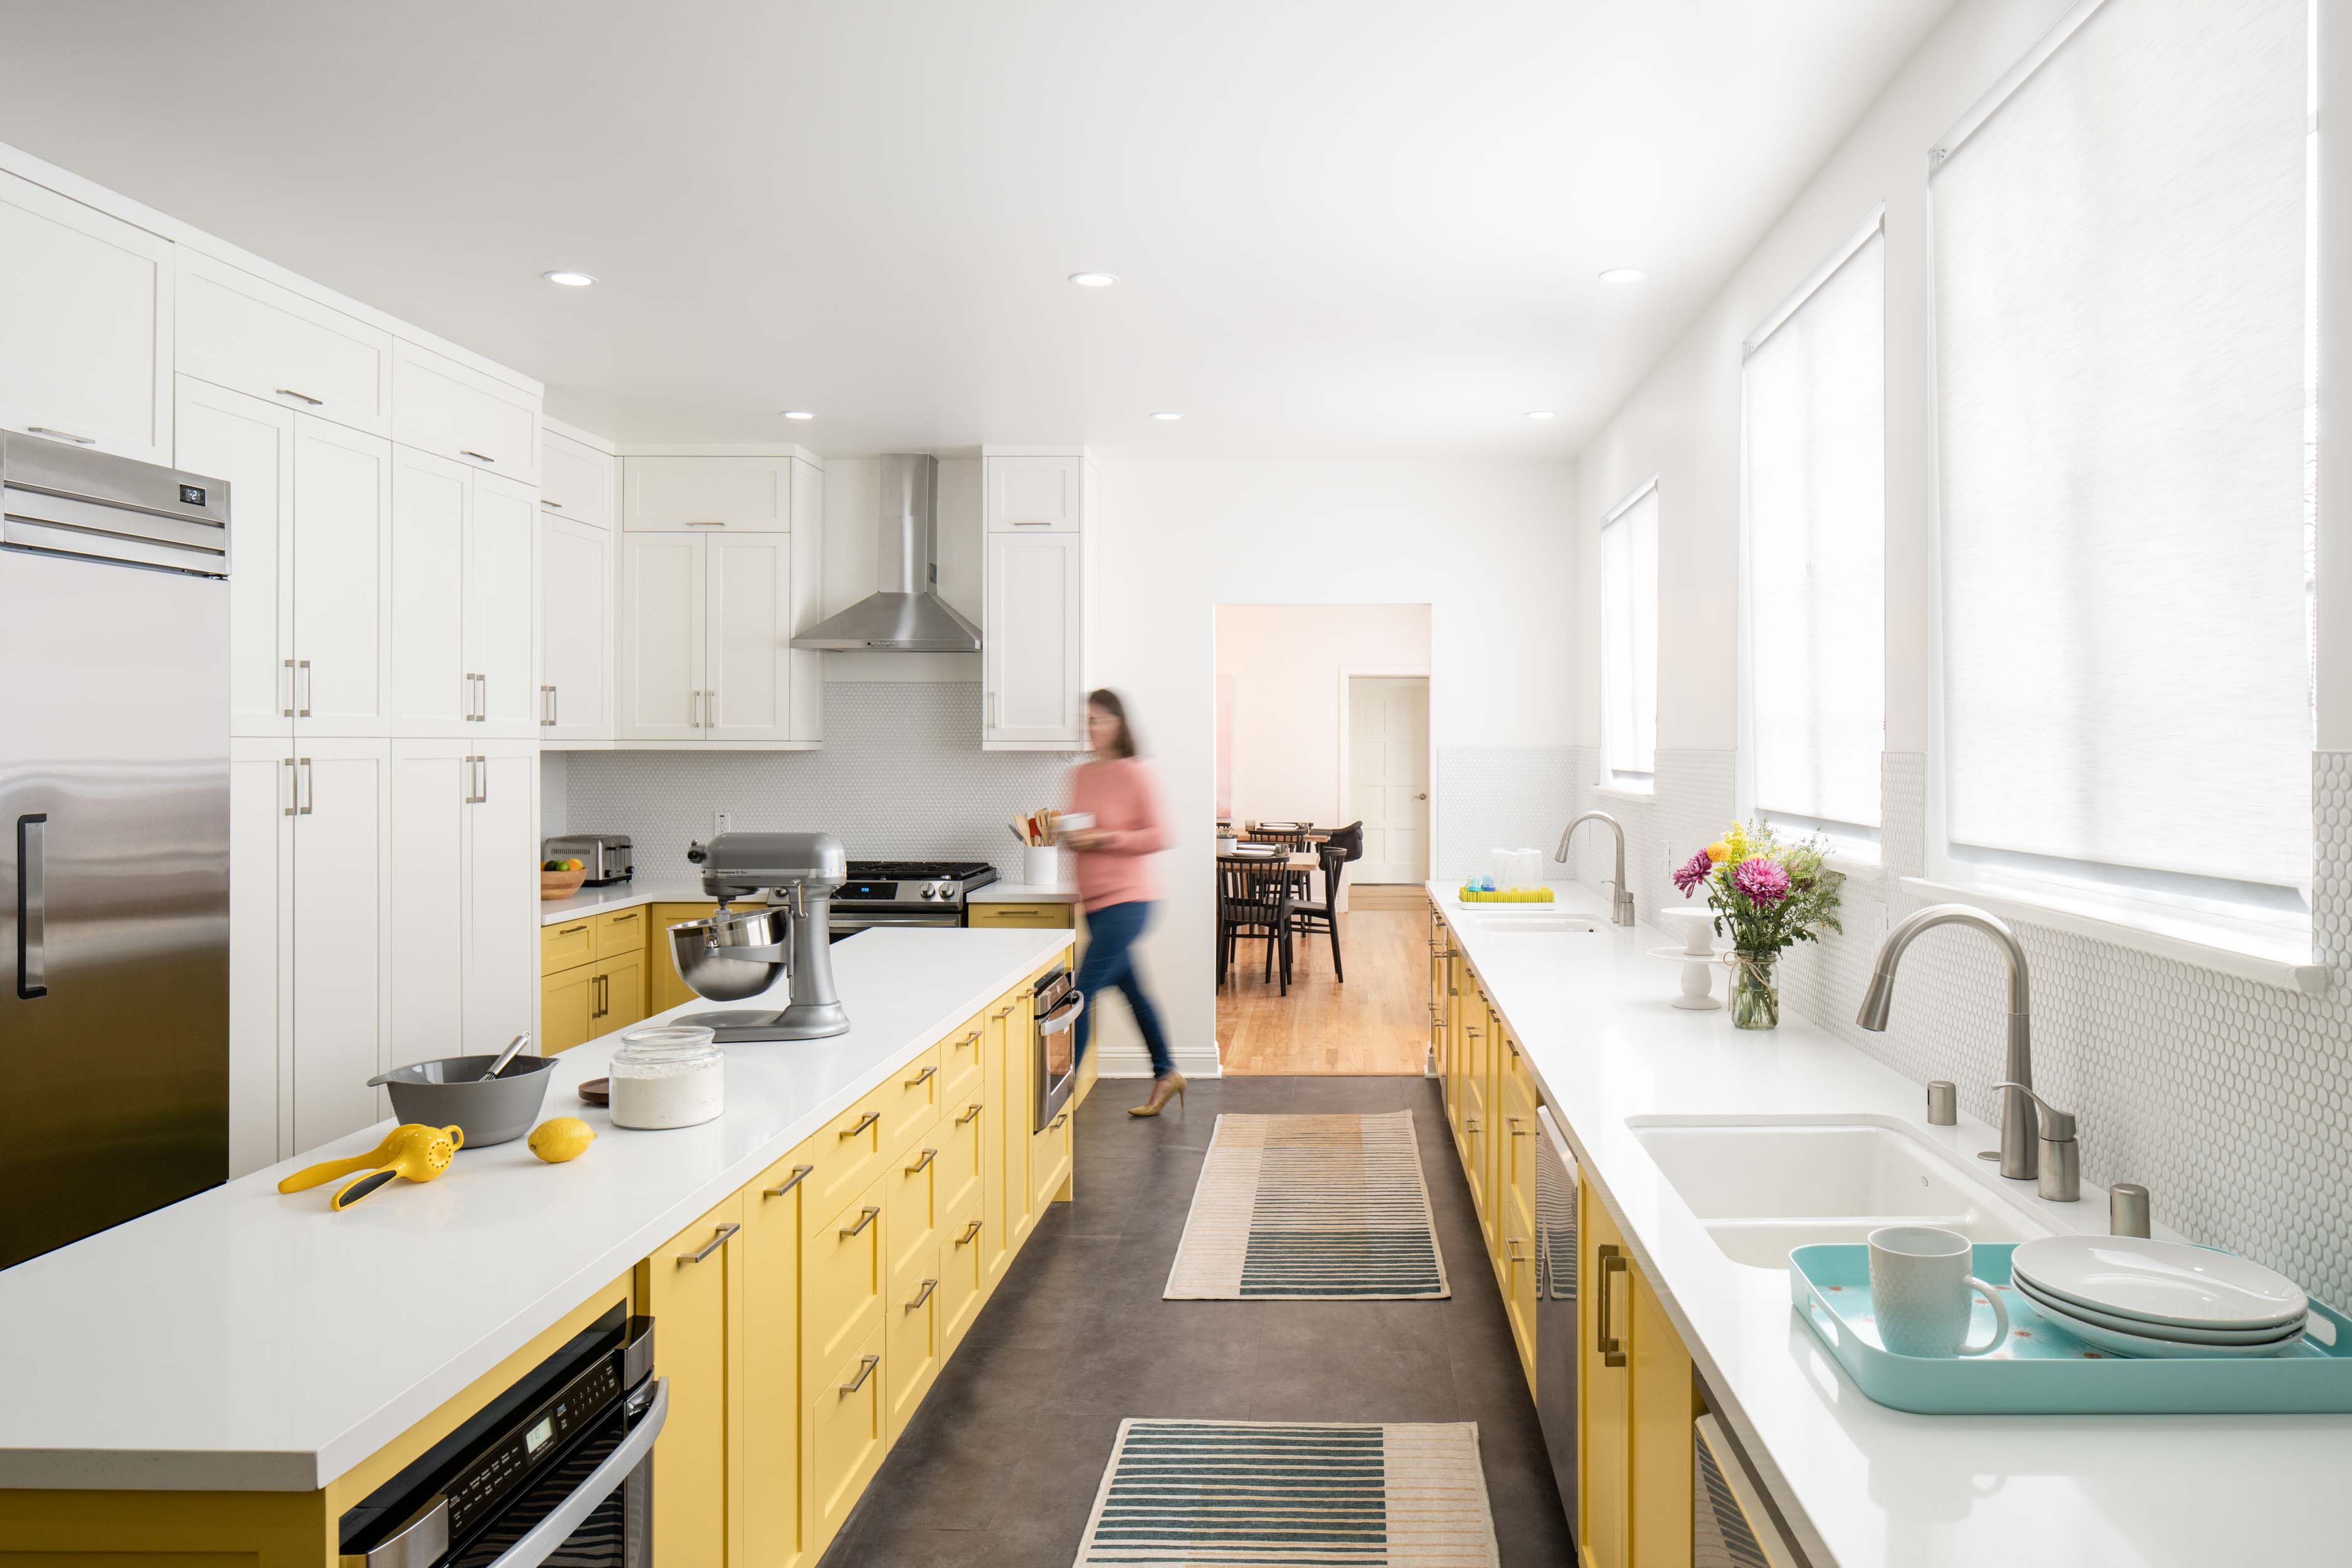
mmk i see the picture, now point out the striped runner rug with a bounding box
[1073,1418,1500,1567]
[1164,1112,1449,1300]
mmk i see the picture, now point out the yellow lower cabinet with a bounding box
[803,1080,896,1227]
[990,989,1035,1264]
[638,1190,746,1567]
[745,1145,814,1568]
[804,1175,887,1386]
[595,946,648,1034]
[939,1187,988,1356]
[938,1014,985,1112]
[886,1141,942,1324]
[967,901,1076,928]
[1031,1103,1073,1212]
[648,901,719,1014]
[594,904,647,960]
[1577,1179,1697,1568]
[541,962,596,1054]
[1463,1070,1490,1221]
[938,1090,986,1224]
[807,1318,889,1554]
[886,1253,943,1444]
[543,916,595,973]
[1628,1268,1696,1568]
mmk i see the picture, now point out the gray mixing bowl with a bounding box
[368,1054,556,1147]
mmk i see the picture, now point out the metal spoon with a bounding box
[479,1033,532,1081]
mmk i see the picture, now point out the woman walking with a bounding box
[1062,689,1182,1116]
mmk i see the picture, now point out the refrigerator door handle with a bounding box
[16,815,46,999]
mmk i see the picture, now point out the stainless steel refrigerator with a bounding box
[1,431,230,1270]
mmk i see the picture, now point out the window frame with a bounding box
[1596,478,1660,791]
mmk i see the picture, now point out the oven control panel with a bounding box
[446,1354,621,1537]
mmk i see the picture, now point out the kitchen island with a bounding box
[0,924,1072,1562]
[1430,880,2352,1568]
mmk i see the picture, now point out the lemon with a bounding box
[527,1117,597,1163]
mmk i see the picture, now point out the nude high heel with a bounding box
[1128,1073,1186,1117]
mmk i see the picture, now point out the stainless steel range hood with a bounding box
[792,453,982,652]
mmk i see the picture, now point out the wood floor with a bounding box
[1216,899,1429,1075]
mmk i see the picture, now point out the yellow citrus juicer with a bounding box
[277,1122,466,1210]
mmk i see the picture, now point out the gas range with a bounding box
[830,860,1001,930]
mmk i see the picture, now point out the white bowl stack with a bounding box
[2009,1235,2311,1359]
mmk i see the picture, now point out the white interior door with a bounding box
[388,447,469,735]
[1347,675,1429,883]
[290,739,389,1151]
[387,741,468,1074]
[539,512,613,739]
[290,419,391,737]
[465,469,538,735]
[617,532,706,741]
[465,744,539,1054]
[177,379,295,739]
[705,532,791,742]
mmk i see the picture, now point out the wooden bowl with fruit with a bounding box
[540,856,590,900]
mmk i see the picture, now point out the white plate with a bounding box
[2012,1273,2307,1345]
[2015,1285,2304,1359]
[2010,1235,2307,1332]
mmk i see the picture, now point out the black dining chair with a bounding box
[1286,821,1362,980]
[1218,856,1294,993]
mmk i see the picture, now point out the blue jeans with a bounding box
[1073,900,1174,1078]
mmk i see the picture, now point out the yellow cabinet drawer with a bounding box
[968,902,1076,930]
[637,1192,744,1568]
[595,904,647,961]
[802,1064,923,1230]
[1030,1103,1073,1213]
[937,1093,986,1226]
[802,1175,886,1385]
[938,1184,987,1358]
[887,1138,942,1298]
[1462,1073,1490,1217]
[886,1249,941,1444]
[743,1144,813,1568]
[541,965,596,1055]
[1500,1024,1535,1106]
[807,1318,887,1554]
[542,916,596,974]
[876,1044,944,1167]
[937,1014,985,1113]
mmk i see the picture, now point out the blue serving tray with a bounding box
[1790,1242,2352,1414]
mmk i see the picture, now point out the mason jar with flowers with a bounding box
[1671,821,1844,1030]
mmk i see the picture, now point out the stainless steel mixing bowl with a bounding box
[668,906,792,1002]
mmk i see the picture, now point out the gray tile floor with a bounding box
[817,1075,1576,1566]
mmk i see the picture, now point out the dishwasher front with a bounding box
[1534,1106,1579,1545]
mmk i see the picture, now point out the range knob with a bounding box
[928,882,949,900]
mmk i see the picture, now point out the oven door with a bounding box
[1032,981,1084,1131]
[827,907,965,935]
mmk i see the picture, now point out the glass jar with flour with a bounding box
[609,1025,726,1130]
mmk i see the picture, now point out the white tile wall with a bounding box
[1432,746,1586,882]
[1603,746,2352,1305]
[556,683,1079,878]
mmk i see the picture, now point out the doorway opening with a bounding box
[1211,603,1431,1074]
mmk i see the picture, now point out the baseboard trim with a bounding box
[1091,1040,1224,1079]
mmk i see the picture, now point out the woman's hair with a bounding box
[1089,688,1138,760]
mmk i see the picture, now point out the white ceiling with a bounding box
[0,0,1951,457]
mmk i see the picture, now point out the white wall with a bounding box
[1086,458,1576,1077]
[1214,603,1431,827]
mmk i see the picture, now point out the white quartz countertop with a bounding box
[1427,880,2352,1568]
[538,877,718,926]
[0,926,1071,1493]
[968,881,1080,904]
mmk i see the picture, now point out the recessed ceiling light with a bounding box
[1067,271,1119,288]
[541,270,596,287]
[1598,267,1646,284]
[1151,411,1183,421]
[1525,410,1557,421]
[780,410,815,421]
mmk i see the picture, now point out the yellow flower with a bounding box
[1705,840,1732,864]
[1724,822,1752,861]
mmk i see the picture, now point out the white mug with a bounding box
[1868,1225,2009,1358]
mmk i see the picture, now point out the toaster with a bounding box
[544,834,633,885]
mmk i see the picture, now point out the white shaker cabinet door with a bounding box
[465,469,538,736]
[539,430,613,531]
[983,453,1081,532]
[177,379,295,739]
[621,455,791,531]
[464,743,539,1056]
[388,445,470,736]
[704,532,793,743]
[175,250,393,437]
[390,339,539,481]
[616,532,707,741]
[290,419,394,738]
[386,741,469,1074]
[0,168,173,464]
[228,739,295,1178]
[538,512,613,741]
[984,531,1085,747]
[290,739,390,1152]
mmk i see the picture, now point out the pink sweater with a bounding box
[1067,758,1167,911]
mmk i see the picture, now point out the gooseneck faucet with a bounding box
[1555,811,1636,927]
[1855,904,2040,1184]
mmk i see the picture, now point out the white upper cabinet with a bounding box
[538,511,614,741]
[985,532,1086,747]
[0,168,173,464]
[467,470,538,735]
[704,532,793,743]
[389,448,538,737]
[540,428,614,531]
[984,453,1082,532]
[290,418,395,738]
[392,339,539,480]
[617,531,708,742]
[388,739,536,1073]
[178,379,297,738]
[614,527,820,746]
[622,455,792,531]
[176,252,392,437]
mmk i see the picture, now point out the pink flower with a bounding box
[1673,849,1714,896]
[1732,856,1791,904]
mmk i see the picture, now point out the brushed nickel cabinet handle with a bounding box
[763,1163,815,1199]
[460,449,495,464]
[282,657,297,718]
[905,1147,937,1174]
[297,757,314,815]
[296,659,312,717]
[558,923,590,936]
[905,1277,938,1311]
[682,519,727,527]
[273,387,323,406]
[839,1353,880,1395]
[839,1111,880,1140]
[993,1004,1017,1019]
[27,426,94,445]
[680,1221,739,1264]
[1050,1112,1069,1131]
[955,1030,980,1051]
[839,1205,881,1237]
[281,756,297,817]
[1508,1117,1531,1137]
[956,1103,983,1125]
[955,1219,983,1246]
[905,1064,938,1088]
[540,684,557,726]
[1507,1237,1528,1263]
[1597,1245,1629,1368]
[541,498,564,509]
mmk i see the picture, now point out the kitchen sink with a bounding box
[1466,911,1599,935]
[1628,1116,2043,1268]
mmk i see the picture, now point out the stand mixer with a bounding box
[667,832,852,1042]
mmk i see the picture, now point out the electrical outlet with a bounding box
[714,811,732,835]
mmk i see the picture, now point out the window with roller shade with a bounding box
[1743,216,1885,851]
[1931,0,2314,937]
[1598,482,1658,786]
